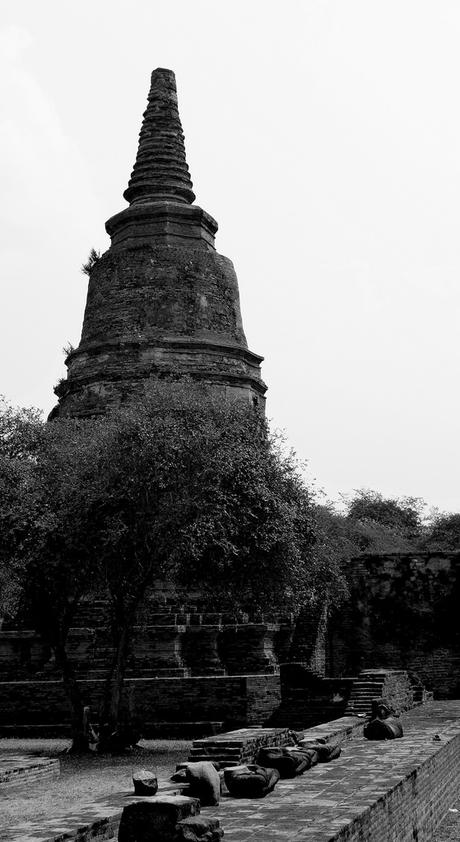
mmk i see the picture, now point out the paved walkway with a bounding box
[2,703,460,841]
[201,701,460,841]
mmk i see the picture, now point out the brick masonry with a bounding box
[0,675,281,736]
[0,614,295,681]
[272,674,354,729]
[328,551,460,698]
[344,668,418,715]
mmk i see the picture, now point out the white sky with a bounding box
[1,0,460,512]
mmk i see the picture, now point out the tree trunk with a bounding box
[99,604,138,750]
[54,641,90,752]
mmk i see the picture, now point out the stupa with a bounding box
[52,68,266,418]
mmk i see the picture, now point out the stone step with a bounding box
[188,755,240,765]
[351,687,382,697]
[142,721,224,738]
[189,747,241,757]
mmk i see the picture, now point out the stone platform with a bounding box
[0,754,60,790]
[204,701,460,841]
[4,703,460,841]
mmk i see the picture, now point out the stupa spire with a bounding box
[51,67,266,420]
[123,68,195,206]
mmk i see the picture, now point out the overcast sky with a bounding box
[1,0,460,512]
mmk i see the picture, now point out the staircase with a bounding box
[345,669,419,717]
[345,671,387,716]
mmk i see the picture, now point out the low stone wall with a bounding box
[0,674,281,736]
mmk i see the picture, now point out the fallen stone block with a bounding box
[256,748,311,778]
[364,717,403,740]
[132,768,158,796]
[256,746,316,778]
[170,761,220,805]
[298,741,342,762]
[184,761,220,806]
[224,763,280,798]
[178,815,223,842]
[118,795,200,842]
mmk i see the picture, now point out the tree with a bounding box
[345,488,425,553]
[0,384,346,750]
[81,248,101,276]
[0,397,110,750]
[423,512,460,551]
[78,382,346,745]
[0,399,43,622]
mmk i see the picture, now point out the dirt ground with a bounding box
[0,738,191,830]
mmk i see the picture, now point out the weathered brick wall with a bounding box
[80,246,247,348]
[271,672,354,729]
[0,608,296,680]
[0,675,281,735]
[329,552,460,698]
[58,243,266,418]
[288,603,328,678]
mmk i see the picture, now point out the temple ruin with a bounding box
[51,68,266,419]
[4,66,458,738]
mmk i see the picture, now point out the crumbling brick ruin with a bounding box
[51,68,266,419]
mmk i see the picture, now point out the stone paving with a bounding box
[2,702,460,842]
[0,776,182,842]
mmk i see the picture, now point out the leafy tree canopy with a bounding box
[343,488,426,553]
[423,512,460,552]
[0,384,348,745]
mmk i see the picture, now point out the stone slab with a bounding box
[189,727,292,765]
